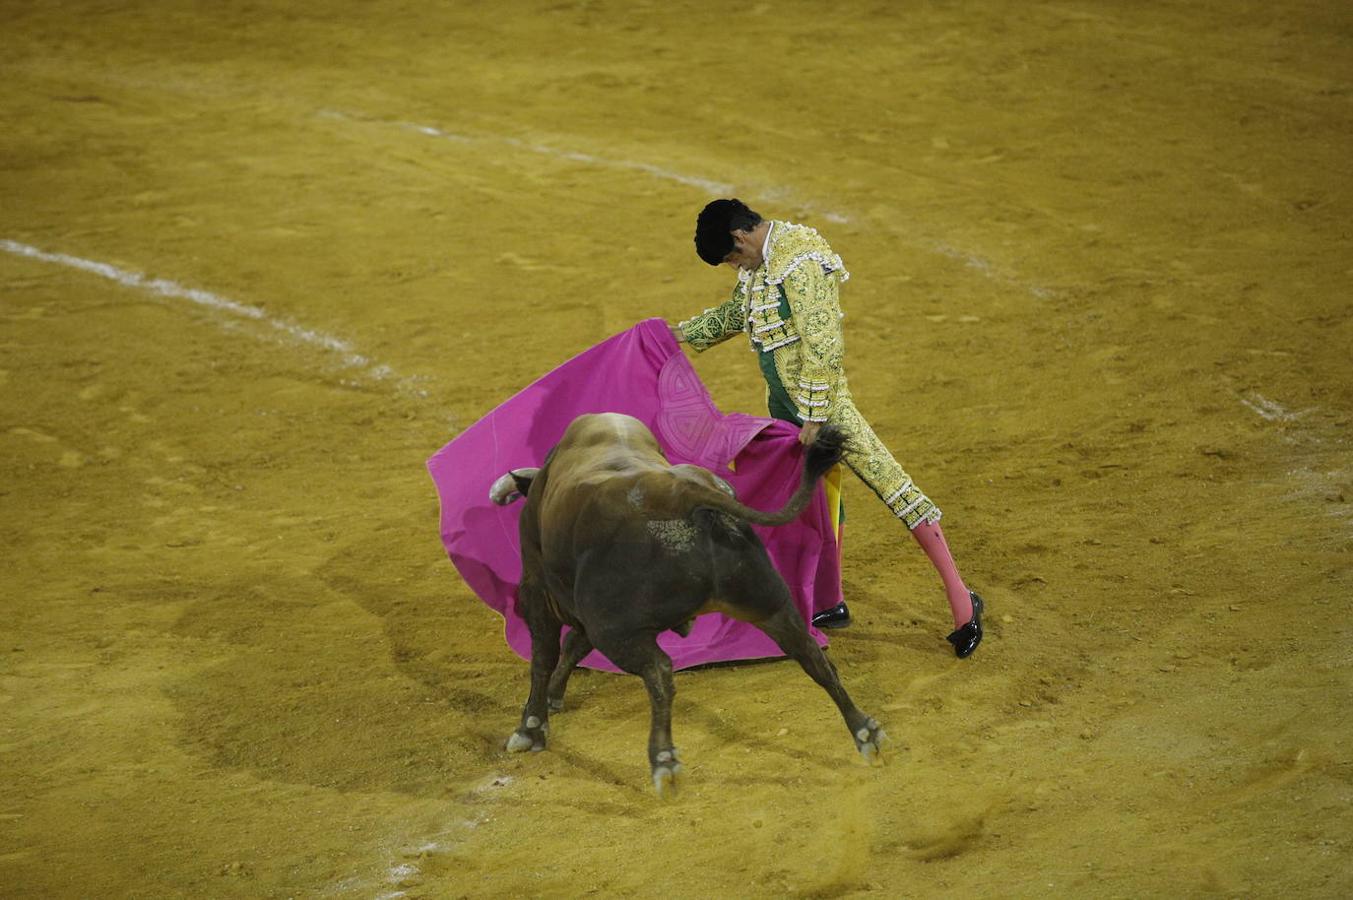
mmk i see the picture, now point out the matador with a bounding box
[673,199,985,658]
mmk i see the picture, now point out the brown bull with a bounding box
[489,412,885,795]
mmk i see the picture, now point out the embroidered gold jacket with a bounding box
[678,222,849,423]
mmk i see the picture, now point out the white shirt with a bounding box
[759,221,776,268]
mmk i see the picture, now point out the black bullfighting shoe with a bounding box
[946,592,985,659]
[811,602,852,629]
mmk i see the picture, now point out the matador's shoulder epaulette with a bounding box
[765,222,851,286]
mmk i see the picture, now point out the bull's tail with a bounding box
[697,425,844,526]
[489,467,540,506]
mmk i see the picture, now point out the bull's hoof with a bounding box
[651,749,682,798]
[547,696,565,713]
[506,716,548,753]
[853,718,887,766]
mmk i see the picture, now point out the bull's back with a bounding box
[533,413,736,549]
[540,416,663,506]
[557,413,664,458]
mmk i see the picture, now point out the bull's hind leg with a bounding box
[589,631,682,797]
[547,628,593,712]
[752,603,887,765]
[507,583,561,753]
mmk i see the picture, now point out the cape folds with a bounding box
[426,318,844,671]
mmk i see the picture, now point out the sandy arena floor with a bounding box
[3,1,1351,897]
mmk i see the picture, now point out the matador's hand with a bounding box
[798,421,823,446]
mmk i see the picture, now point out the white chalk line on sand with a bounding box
[934,242,1053,299]
[320,109,736,197]
[408,121,735,194]
[403,118,862,227]
[1236,391,1352,533]
[320,109,857,221]
[1,239,405,385]
[324,110,1053,299]
[1239,391,1313,423]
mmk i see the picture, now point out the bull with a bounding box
[489,412,885,795]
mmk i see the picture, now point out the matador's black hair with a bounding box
[694,198,763,266]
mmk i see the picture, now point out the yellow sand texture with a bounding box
[2,2,1350,896]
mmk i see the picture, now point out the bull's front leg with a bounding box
[507,583,561,753]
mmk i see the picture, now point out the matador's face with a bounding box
[722,228,764,271]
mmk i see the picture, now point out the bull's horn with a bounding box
[489,468,540,505]
[489,472,523,505]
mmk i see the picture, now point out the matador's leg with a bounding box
[827,395,985,657]
[825,393,942,527]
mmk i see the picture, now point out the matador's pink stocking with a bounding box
[910,521,974,627]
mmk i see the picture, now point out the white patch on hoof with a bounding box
[656,750,673,763]
[489,473,521,506]
[855,719,886,766]
[506,731,534,753]
[652,763,682,798]
[525,716,541,729]
[548,697,563,712]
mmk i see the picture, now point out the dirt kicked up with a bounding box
[2,1,1350,897]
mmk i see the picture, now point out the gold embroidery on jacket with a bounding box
[678,221,940,529]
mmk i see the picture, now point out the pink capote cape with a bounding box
[426,318,842,671]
